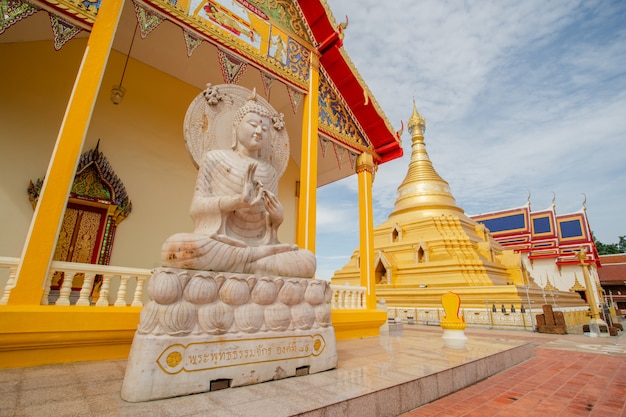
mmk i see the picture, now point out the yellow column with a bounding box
[331,155,386,339]
[297,53,319,253]
[578,249,600,319]
[9,0,125,305]
[356,152,377,309]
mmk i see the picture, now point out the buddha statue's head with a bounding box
[231,90,274,151]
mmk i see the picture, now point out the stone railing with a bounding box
[387,304,591,331]
[1,257,365,311]
[0,257,151,307]
[330,284,366,310]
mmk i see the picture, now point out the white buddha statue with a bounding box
[161,87,315,278]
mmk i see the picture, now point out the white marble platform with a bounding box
[0,327,533,417]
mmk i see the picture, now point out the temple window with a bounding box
[375,260,387,284]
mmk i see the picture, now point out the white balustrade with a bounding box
[95,274,114,307]
[330,284,366,310]
[131,276,147,307]
[0,257,18,305]
[76,272,97,306]
[0,261,368,312]
[0,257,151,308]
[115,275,130,307]
[55,271,74,306]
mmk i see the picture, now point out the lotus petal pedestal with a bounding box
[121,268,337,402]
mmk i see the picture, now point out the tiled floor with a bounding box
[0,327,530,417]
[400,348,626,417]
[0,325,625,417]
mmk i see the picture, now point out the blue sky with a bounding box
[316,0,626,280]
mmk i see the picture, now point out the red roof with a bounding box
[298,1,403,164]
[598,254,626,284]
[598,264,626,284]
[599,253,626,264]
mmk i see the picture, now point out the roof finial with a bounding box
[395,120,404,140]
[551,192,556,208]
[407,97,426,136]
[581,193,587,210]
[338,15,349,40]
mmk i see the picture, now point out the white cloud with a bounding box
[318,0,626,277]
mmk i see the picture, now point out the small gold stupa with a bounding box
[331,101,586,309]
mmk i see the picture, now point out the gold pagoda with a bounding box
[332,102,587,311]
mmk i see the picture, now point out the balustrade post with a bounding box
[55,271,73,306]
[131,275,145,307]
[114,275,129,306]
[40,271,55,305]
[76,272,96,306]
[0,266,17,305]
[96,274,113,307]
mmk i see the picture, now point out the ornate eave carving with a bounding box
[134,0,313,90]
[16,0,314,89]
[246,0,312,44]
[318,67,372,153]
[336,47,397,141]
[30,0,96,24]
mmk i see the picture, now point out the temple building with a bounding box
[0,0,399,367]
[331,102,591,328]
[470,199,604,306]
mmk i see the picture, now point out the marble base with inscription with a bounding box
[121,268,338,402]
[121,328,336,402]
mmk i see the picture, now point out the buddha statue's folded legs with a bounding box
[161,232,316,278]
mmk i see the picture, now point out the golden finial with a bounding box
[407,98,426,136]
[338,15,349,40]
[395,120,404,140]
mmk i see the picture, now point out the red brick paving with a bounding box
[400,348,626,417]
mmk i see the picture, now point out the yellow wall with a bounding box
[0,39,302,270]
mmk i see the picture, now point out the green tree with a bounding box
[593,233,625,255]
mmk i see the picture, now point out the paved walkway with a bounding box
[401,326,626,417]
[1,324,625,416]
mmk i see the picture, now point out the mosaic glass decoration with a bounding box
[319,137,330,158]
[134,1,165,39]
[286,85,303,114]
[260,72,274,96]
[50,14,82,51]
[217,49,248,83]
[332,142,347,170]
[0,0,38,34]
[318,70,369,148]
[248,0,311,43]
[286,37,309,81]
[183,29,203,57]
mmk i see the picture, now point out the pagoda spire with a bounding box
[391,100,462,216]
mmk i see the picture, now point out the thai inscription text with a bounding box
[158,335,324,374]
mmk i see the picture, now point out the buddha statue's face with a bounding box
[235,112,271,154]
